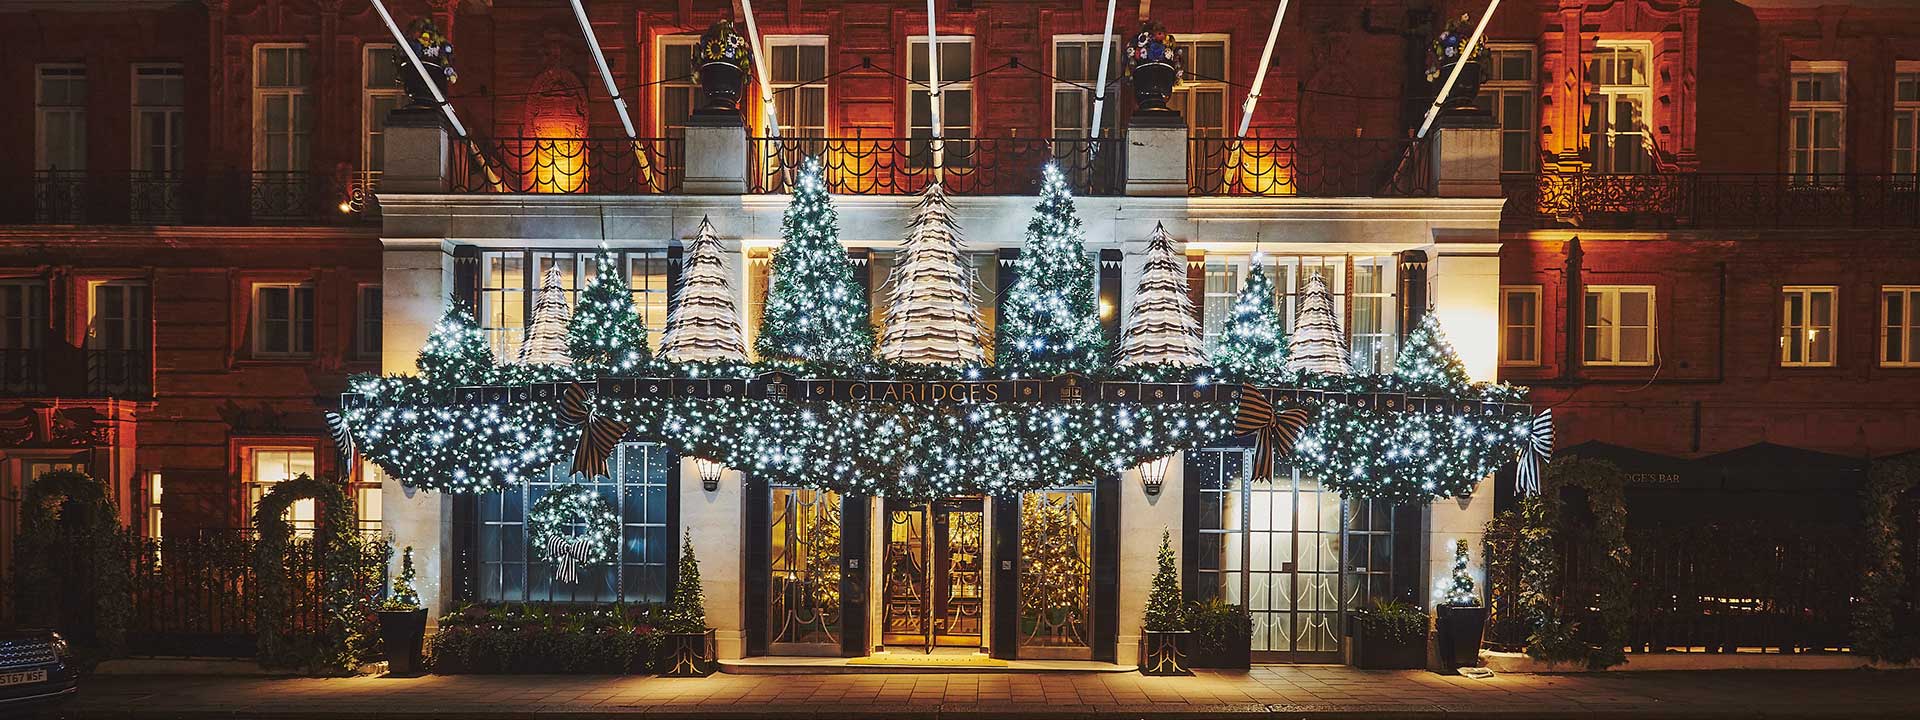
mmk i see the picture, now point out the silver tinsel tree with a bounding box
[1285,272,1349,375]
[659,217,749,363]
[517,265,573,366]
[878,183,985,365]
[1117,223,1204,366]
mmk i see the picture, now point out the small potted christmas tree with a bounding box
[1433,540,1488,671]
[660,532,717,676]
[1139,530,1191,675]
[378,545,428,676]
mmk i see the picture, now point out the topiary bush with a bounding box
[252,474,387,674]
[428,603,665,674]
[11,469,133,665]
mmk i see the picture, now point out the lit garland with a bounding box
[525,483,621,582]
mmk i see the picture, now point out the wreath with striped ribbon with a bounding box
[525,483,621,584]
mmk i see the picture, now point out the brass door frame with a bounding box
[881,497,985,652]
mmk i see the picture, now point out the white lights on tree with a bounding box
[660,217,749,363]
[1285,272,1349,376]
[996,162,1108,374]
[1210,261,1289,383]
[1117,223,1204,367]
[1393,312,1472,389]
[518,266,574,366]
[878,182,985,365]
[756,156,874,364]
[568,245,649,374]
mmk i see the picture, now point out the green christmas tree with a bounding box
[1393,312,1471,388]
[568,245,649,374]
[1210,263,1289,381]
[1144,530,1185,631]
[417,298,495,384]
[666,531,708,633]
[996,162,1108,374]
[383,545,421,611]
[1441,539,1479,606]
[755,155,874,364]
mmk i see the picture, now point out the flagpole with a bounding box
[1088,0,1119,142]
[368,0,469,138]
[1236,0,1290,138]
[1417,0,1501,140]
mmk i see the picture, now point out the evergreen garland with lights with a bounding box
[525,484,621,581]
[756,155,874,365]
[996,162,1108,374]
[569,245,649,374]
[418,299,496,383]
[1210,263,1289,383]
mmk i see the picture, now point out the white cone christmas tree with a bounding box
[756,156,874,364]
[517,265,573,366]
[660,217,749,363]
[1210,262,1289,381]
[1393,312,1471,388]
[878,183,985,365]
[996,162,1108,374]
[1285,272,1349,375]
[1117,224,1204,367]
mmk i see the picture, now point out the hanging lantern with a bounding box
[1137,454,1175,496]
[694,456,727,492]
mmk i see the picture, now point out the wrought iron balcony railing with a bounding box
[10,171,376,226]
[749,136,1123,196]
[451,137,684,194]
[1188,136,1432,197]
[1502,173,1920,229]
[0,347,150,399]
[88,348,152,398]
[0,349,44,396]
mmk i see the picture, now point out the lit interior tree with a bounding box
[568,245,648,374]
[417,298,495,383]
[1285,272,1349,376]
[659,217,749,363]
[1441,539,1479,606]
[1393,312,1472,389]
[997,162,1108,374]
[756,155,874,365]
[1143,529,1185,631]
[878,182,985,365]
[1210,261,1289,382]
[1117,223,1204,367]
[518,266,574,366]
[1020,495,1090,631]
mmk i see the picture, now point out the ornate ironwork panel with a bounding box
[1188,137,1431,197]
[769,487,842,649]
[1018,490,1093,658]
[453,137,684,194]
[1503,173,1920,229]
[750,137,1122,196]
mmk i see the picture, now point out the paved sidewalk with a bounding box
[44,666,1920,719]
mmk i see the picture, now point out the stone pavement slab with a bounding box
[35,666,1920,719]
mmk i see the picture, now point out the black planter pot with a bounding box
[698,61,746,112]
[1434,604,1488,670]
[1138,630,1192,676]
[659,628,717,677]
[377,608,427,676]
[1130,61,1180,116]
[1191,630,1251,669]
[1348,615,1426,670]
[1432,60,1484,111]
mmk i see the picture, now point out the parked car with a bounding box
[0,627,78,712]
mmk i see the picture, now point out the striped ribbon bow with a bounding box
[1231,386,1312,482]
[1514,409,1555,497]
[558,383,631,481]
[324,411,357,468]
[542,533,594,584]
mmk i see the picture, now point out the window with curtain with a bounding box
[1585,42,1652,174]
[1789,62,1847,178]
[1170,37,1229,138]
[1478,45,1535,173]
[1050,36,1122,139]
[768,38,829,137]
[253,283,317,357]
[1780,286,1836,367]
[362,45,404,179]
[908,37,974,167]
[1500,286,1541,366]
[1197,255,1394,370]
[1883,286,1920,368]
[253,46,311,173]
[248,448,317,536]
[36,65,87,173]
[1583,286,1655,366]
[658,36,699,138]
[133,64,185,176]
[1897,65,1920,175]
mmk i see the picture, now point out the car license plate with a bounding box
[0,669,47,686]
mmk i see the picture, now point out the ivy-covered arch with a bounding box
[1513,456,1630,669]
[251,474,385,674]
[12,469,132,660]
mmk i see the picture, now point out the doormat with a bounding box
[847,653,1009,667]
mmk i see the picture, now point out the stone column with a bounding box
[1123,116,1189,197]
[1421,247,1502,610]
[1428,116,1503,199]
[683,113,749,194]
[680,459,746,659]
[1117,455,1183,667]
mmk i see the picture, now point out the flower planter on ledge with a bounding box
[1130,61,1180,117]
[1139,630,1192,676]
[378,608,428,676]
[698,62,745,113]
[1431,59,1484,112]
[659,628,717,677]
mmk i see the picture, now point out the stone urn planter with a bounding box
[698,61,746,112]
[1126,20,1184,121]
[1139,630,1193,676]
[1434,604,1489,670]
[1130,62,1179,114]
[693,20,752,114]
[1431,59,1484,111]
[659,627,718,677]
[377,608,428,676]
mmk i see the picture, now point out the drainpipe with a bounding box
[1562,236,1582,383]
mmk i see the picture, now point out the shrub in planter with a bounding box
[1187,598,1251,669]
[1433,540,1488,672]
[427,603,663,674]
[1139,531,1192,676]
[378,546,429,676]
[660,533,717,677]
[1350,600,1428,670]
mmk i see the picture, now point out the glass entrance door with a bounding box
[769,487,842,654]
[882,497,985,651]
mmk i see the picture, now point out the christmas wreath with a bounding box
[526,483,621,584]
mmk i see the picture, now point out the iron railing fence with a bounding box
[9,171,378,226]
[86,348,151,398]
[749,136,1123,196]
[452,137,684,194]
[127,529,388,658]
[1188,136,1432,197]
[1502,173,1920,229]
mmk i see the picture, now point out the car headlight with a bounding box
[49,633,71,661]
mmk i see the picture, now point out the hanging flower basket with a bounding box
[693,20,753,113]
[1424,13,1487,112]
[1126,21,1185,116]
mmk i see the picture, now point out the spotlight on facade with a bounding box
[694,456,727,492]
[1137,454,1174,496]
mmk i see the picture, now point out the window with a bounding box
[1780,286,1836,367]
[479,249,676,361]
[1479,44,1536,173]
[767,37,829,137]
[908,36,974,166]
[1897,64,1920,174]
[363,45,404,179]
[247,449,316,536]
[745,248,772,360]
[1790,61,1846,177]
[624,251,668,339]
[37,65,87,173]
[132,64,185,176]
[145,472,164,542]
[656,36,699,137]
[253,283,316,357]
[358,285,383,361]
[1500,286,1542,366]
[1198,255,1394,369]
[1583,286,1655,366]
[1051,36,1122,139]
[479,251,528,360]
[1884,286,1920,367]
[1169,36,1229,138]
[0,281,47,392]
[88,281,149,395]
[1348,258,1397,373]
[253,45,311,173]
[357,462,386,533]
[1585,41,1652,174]
[475,443,674,603]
